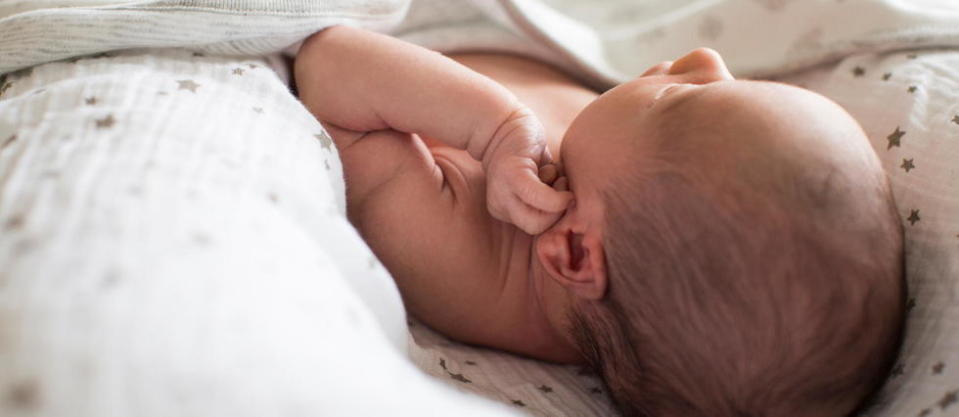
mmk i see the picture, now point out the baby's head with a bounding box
[534,49,905,416]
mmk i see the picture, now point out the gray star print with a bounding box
[177,80,200,93]
[315,133,333,151]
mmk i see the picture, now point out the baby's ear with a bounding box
[535,214,607,301]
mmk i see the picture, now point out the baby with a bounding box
[295,26,905,417]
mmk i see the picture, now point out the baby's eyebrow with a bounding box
[655,84,683,101]
[654,84,707,114]
[646,84,684,110]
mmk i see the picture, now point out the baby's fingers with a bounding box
[552,176,569,192]
[518,170,573,214]
[538,164,559,185]
[507,199,565,235]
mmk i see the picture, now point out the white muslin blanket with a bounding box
[0,0,409,75]
[0,48,525,417]
[3,1,959,417]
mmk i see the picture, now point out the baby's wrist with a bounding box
[470,103,525,164]
[481,105,543,168]
[463,85,528,162]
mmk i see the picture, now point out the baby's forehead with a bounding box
[561,81,851,184]
[658,81,780,121]
[652,81,851,151]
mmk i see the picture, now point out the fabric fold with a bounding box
[0,0,410,75]
[488,0,959,84]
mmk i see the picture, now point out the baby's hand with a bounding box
[482,107,573,235]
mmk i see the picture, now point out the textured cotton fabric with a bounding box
[0,0,409,75]
[779,49,959,417]
[0,48,525,417]
[2,1,959,417]
[7,0,959,81]
[503,0,959,81]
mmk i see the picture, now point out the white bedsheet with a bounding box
[778,49,959,417]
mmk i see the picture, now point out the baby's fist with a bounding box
[483,107,572,234]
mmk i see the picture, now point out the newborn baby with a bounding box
[295,26,905,417]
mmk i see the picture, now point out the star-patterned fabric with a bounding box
[778,49,959,417]
[0,49,526,417]
[409,317,619,417]
[1,1,959,417]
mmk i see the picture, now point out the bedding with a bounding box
[1,1,959,417]
[778,48,959,417]
[390,0,959,89]
[0,49,522,417]
[0,0,408,75]
[515,0,959,82]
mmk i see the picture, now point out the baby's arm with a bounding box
[295,26,570,234]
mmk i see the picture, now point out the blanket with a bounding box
[0,0,408,75]
[3,0,959,122]
[499,0,959,83]
[3,1,959,416]
[0,48,523,417]
[4,0,959,82]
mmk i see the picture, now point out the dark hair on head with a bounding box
[568,123,906,417]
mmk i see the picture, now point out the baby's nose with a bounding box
[668,48,734,83]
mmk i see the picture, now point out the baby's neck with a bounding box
[447,52,595,363]
[496,227,582,363]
